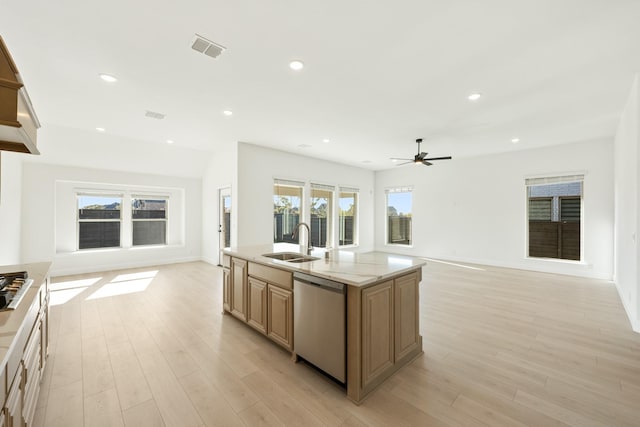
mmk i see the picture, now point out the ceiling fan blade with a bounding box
[422,161,433,166]
[423,156,452,161]
[396,161,414,166]
[419,152,428,158]
[390,157,413,161]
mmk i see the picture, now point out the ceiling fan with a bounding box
[391,138,452,166]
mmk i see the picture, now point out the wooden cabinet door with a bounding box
[394,272,420,364]
[222,268,231,312]
[267,285,293,350]
[361,280,394,389]
[247,277,267,334]
[6,368,22,427]
[230,258,247,321]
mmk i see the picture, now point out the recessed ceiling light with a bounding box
[167,139,174,144]
[223,110,233,116]
[289,60,304,71]
[99,73,118,83]
[391,159,398,163]
[322,139,330,143]
[96,127,105,132]
[511,138,520,143]
[467,92,482,101]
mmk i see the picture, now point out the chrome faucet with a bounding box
[292,222,313,255]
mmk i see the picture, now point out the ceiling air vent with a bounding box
[191,34,226,59]
[145,110,165,120]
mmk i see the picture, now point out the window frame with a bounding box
[310,183,335,248]
[338,187,359,248]
[273,179,305,245]
[385,186,413,247]
[525,174,584,262]
[131,195,169,247]
[76,193,123,251]
[75,190,172,252]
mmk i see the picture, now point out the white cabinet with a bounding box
[5,368,22,427]
[0,264,51,427]
[22,318,42,426]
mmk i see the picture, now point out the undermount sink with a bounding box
[262,252,320,263]
[286,256,321,263]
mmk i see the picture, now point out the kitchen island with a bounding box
[222,245,426,404]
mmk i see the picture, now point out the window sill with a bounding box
[384,243,413,249]
[524,256,587,266]
[58,244,180,255]
[338,244,359,249]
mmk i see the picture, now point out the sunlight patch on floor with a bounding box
[86,277,153,300]
[50,277,102,291]
[49,277,103,306]
[110,270,158,283]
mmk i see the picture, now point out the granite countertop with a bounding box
[0,262,51,372]
[224,244,426,287]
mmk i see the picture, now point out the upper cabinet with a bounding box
[0,36,40,155]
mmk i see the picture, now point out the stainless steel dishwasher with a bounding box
[293,272,346,383]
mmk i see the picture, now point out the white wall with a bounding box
[29,125,211,179]
[0,152,24,265]
[375,139,614,280]
[235,143,375,250]
[21,162,202,276]
[614,74,640,332]
[201,142,237,265]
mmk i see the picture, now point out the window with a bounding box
[310,183,334,247]
[386,187,412,245]
[339,187,358,246]
[526,175,583,261]
[78,195,122,249]
[273,180,304,244]
[132,197,167,246]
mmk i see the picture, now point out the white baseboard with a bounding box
[614,281,640,333]
[409,252,612,280]
[201,256,219,266]
[50,256,203,277]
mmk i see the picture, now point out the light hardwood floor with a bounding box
[33,260,640,426]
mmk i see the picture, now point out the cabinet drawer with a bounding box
[248,263,292,289]
[23,323,41,386]
[23,384,39,426]
[0,364,6,407]
[7,294,39,384]
[23,364,40,426]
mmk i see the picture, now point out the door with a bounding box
[267,285,293,351]
[361,280,394,389]
[218,187,231,265]
[394,272,419,363]
[247,277,267,334]
[230,258,247,321]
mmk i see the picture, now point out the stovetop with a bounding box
[0,271,34,311]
